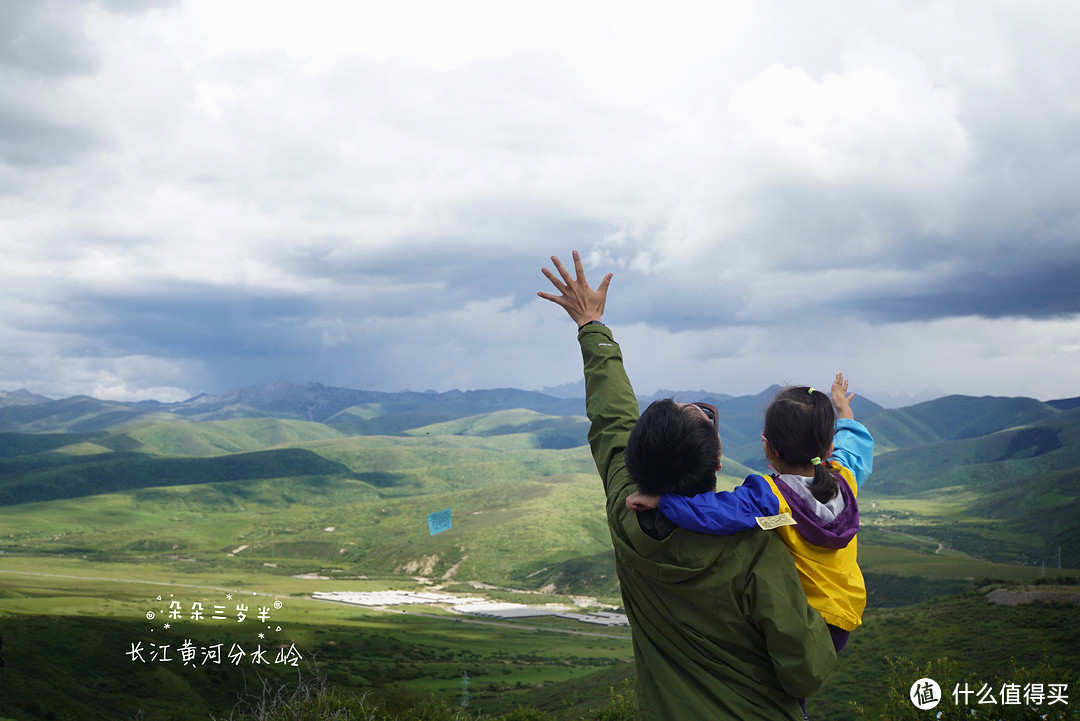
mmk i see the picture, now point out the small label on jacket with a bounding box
[755,512,796,530]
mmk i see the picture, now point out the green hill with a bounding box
[857,414,1080,565]
[1,387,1079,721]
[869,415,1080,499]
[404,409,591,450]
[115,418,345,456]
[2,387,1078,571]
[0,430,113,457]
[860,394,1065,453]
[0,447,355,506]
[0,395,174,433]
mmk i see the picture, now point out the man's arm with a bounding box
[580,324,639,498]
[538,252,637,500]
[744,534,837,699]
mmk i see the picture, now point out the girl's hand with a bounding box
[626,491,661,511]
[832,373,855,420]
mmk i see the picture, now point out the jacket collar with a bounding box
[766,464,859,549]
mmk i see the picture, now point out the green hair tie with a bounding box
[808,387,817,395]
[810,457,822,466]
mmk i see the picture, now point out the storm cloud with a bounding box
[1,0,1078,404]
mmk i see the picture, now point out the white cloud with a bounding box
[2,0,1079,401]
[570,313,1080,404]
[728,45,970,186]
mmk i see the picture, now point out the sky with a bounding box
[1,0,1079,406]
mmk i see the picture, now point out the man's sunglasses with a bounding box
[690,402,719,432]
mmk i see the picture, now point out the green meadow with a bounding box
[1,396,1079,719]
[2,481,1075,720]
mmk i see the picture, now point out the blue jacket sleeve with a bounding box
[830,418,874,488]
[658,475,781,535]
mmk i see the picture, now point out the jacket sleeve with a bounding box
[658,475,781,535]
[829,418,874,488]
[744,534,837,698]
[579,324,640,503]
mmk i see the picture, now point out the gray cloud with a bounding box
[0,105,100,166]
[52,284,322,361]
[97,0,181,14]
[275,200,610,310]
[855,253,1080,323]
[2,1,1080,402]
[0,2,99,77]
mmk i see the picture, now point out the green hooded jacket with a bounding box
[579,323,836,720]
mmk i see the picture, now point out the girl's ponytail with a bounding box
[807,453,840,505]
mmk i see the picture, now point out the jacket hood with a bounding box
[611,504,732,584]
[769,465,859,549]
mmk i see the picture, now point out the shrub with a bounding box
[583,682,633,721]
[853,655,1080,720]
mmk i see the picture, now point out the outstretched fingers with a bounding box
[596,270,612,294]
[540,266,565,293]
[569,251,613,296]
[833,373,850,394]
[572,249,587,282]
[537,250,612,326]
[831,372,855,417]
[555,253,577,286]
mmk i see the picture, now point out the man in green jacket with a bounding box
[538,251,836,720]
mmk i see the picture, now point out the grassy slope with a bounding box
[860,416,1080,565]
[869,421,1080,496]
[0,576,632,721]
[860,395,1065,452]
[0,396,173,433]
[1,403,1079,719]
[403,409,578,435]
[403,409,592,450]
[117,418,346,456]
[1,406,1075,585]
[0,431,605,590]
[816,591,1080,721]
[0,447,355,506]
[2,558,1074,721]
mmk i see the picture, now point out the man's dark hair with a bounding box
[625,399,719,496]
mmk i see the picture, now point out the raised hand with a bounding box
[831,373,855,420]
[538,250,613,327]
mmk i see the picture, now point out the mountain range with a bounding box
[0,383,584,434]
[2,383,1078,721]
[1,381,1078,563]
[3,380,1078,467]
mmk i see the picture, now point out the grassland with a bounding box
[2,402,1079,720]
[2,478,1075,721]
[1,550,1077,721]
[0,548,637,720]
